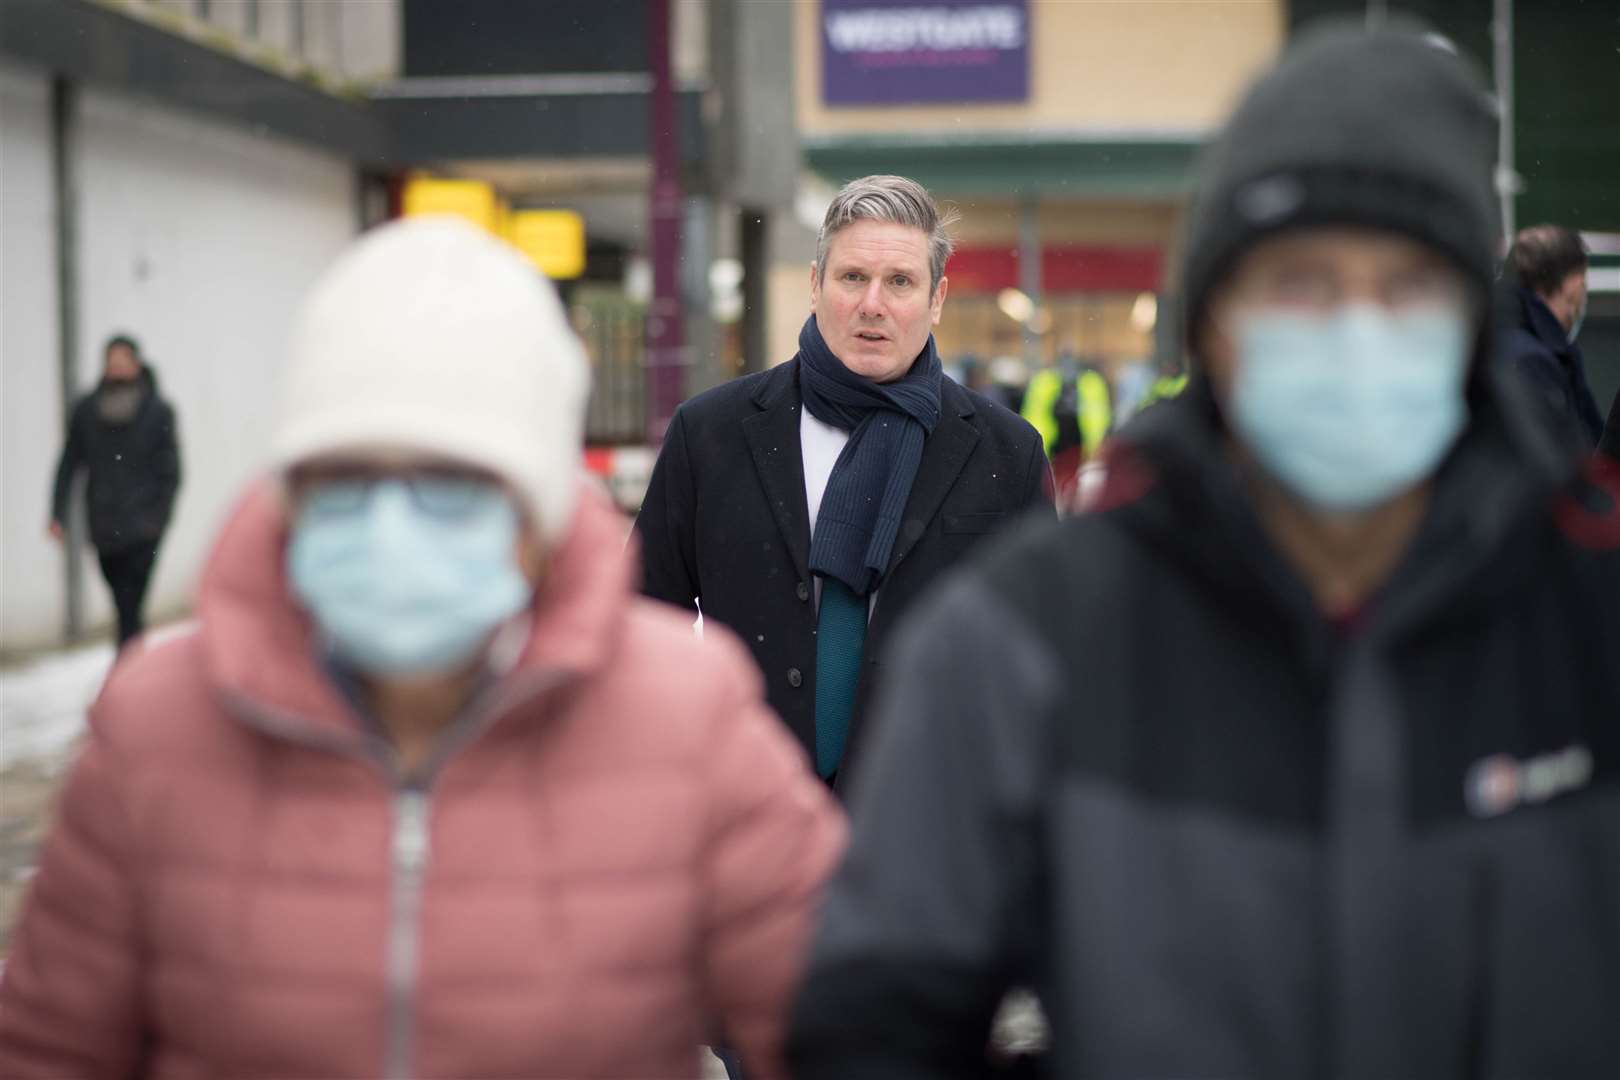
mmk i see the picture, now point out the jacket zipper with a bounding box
[1323,645,1407,1080]
[386,788,431,1080]
[225,668,572,1080]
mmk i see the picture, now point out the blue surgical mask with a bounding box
[1229,305,1471,512]
[287,479,531,675]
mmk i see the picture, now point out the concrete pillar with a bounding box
[50,76,84,642]
[740,207,769,373]
[710,0,798,376]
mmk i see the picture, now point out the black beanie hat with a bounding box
[105,333,142,358]
[1181,19,1500,354]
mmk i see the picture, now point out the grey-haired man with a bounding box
[635,174,1052,792]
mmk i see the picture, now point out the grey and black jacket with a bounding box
[788,373,1620,1080]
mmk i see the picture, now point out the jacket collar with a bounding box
[742,362,813,582]
[197,477,634,751]
[742,357,981,585]
[94,366,159,421]
[1511,285,1575,358]
[746,355,978,421]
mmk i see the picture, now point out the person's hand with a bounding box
[47,521,64,542]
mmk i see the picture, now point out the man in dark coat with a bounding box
[1499,224,1603,447]
[790,23,1620,1080]
[635,175,1052,790]
[49,334,181,647]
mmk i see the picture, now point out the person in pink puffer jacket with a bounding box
[0,218,846,1080]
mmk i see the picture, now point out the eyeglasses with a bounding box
[1227,262,1471,316]
[289,465,510,521]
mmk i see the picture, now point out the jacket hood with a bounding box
[96,363,159,395]
[196,477,635,746]
[1102,361,1576,662]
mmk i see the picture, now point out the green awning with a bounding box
[802,132,1205,199]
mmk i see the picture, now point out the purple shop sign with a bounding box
[822,0,1029,106]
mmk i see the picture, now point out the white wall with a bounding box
[337,0,402,85]
[299,0,342,75]
[0,61,67,648]
[0,75,357,650]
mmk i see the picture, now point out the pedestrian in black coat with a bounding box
[1499,224,1603,448]
[635,175,1052,793]
[49,334,181,646]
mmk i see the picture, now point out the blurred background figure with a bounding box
[47,333,180,650]
[1072,353,1188,512]
[1108,354,1155,422]
[1135,355,1189,413]
[1500,224,1604,447]
[985,355,1032,414]
[789,21,1620,1079]
[957,352,991,394]
[1020,343,1111,505]
[0,218,844,1080]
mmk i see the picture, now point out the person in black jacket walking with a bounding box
[635,175,1052,795]
[1499,224,1604,448]
[49,334,181,647]
[789,21,1620,1080]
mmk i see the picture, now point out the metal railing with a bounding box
[573,289,647,445]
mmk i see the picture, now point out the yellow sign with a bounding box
[400,179,585,280]
[496,197,514,243]
[508,210,587,280]
[401,177,498,233]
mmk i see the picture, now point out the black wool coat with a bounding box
[1499,286,1604,448]
[634,357,1053,782]
[51,367,181,553]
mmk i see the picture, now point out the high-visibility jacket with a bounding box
[1138,373,1188,411]
[1022,365,1111,458]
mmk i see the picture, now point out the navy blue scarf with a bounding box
[798,316,942,595]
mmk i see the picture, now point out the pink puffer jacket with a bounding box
[0,482,845,1079]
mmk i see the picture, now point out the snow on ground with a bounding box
[0,622,194,771]
[0,640,114,771]
[0,622,197,954]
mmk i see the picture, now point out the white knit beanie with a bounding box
[271,216,590,543]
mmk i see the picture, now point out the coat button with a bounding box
[796,581,810,602]
[787,667,803,688]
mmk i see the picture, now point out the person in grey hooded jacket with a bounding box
[789,20,1620,1080]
